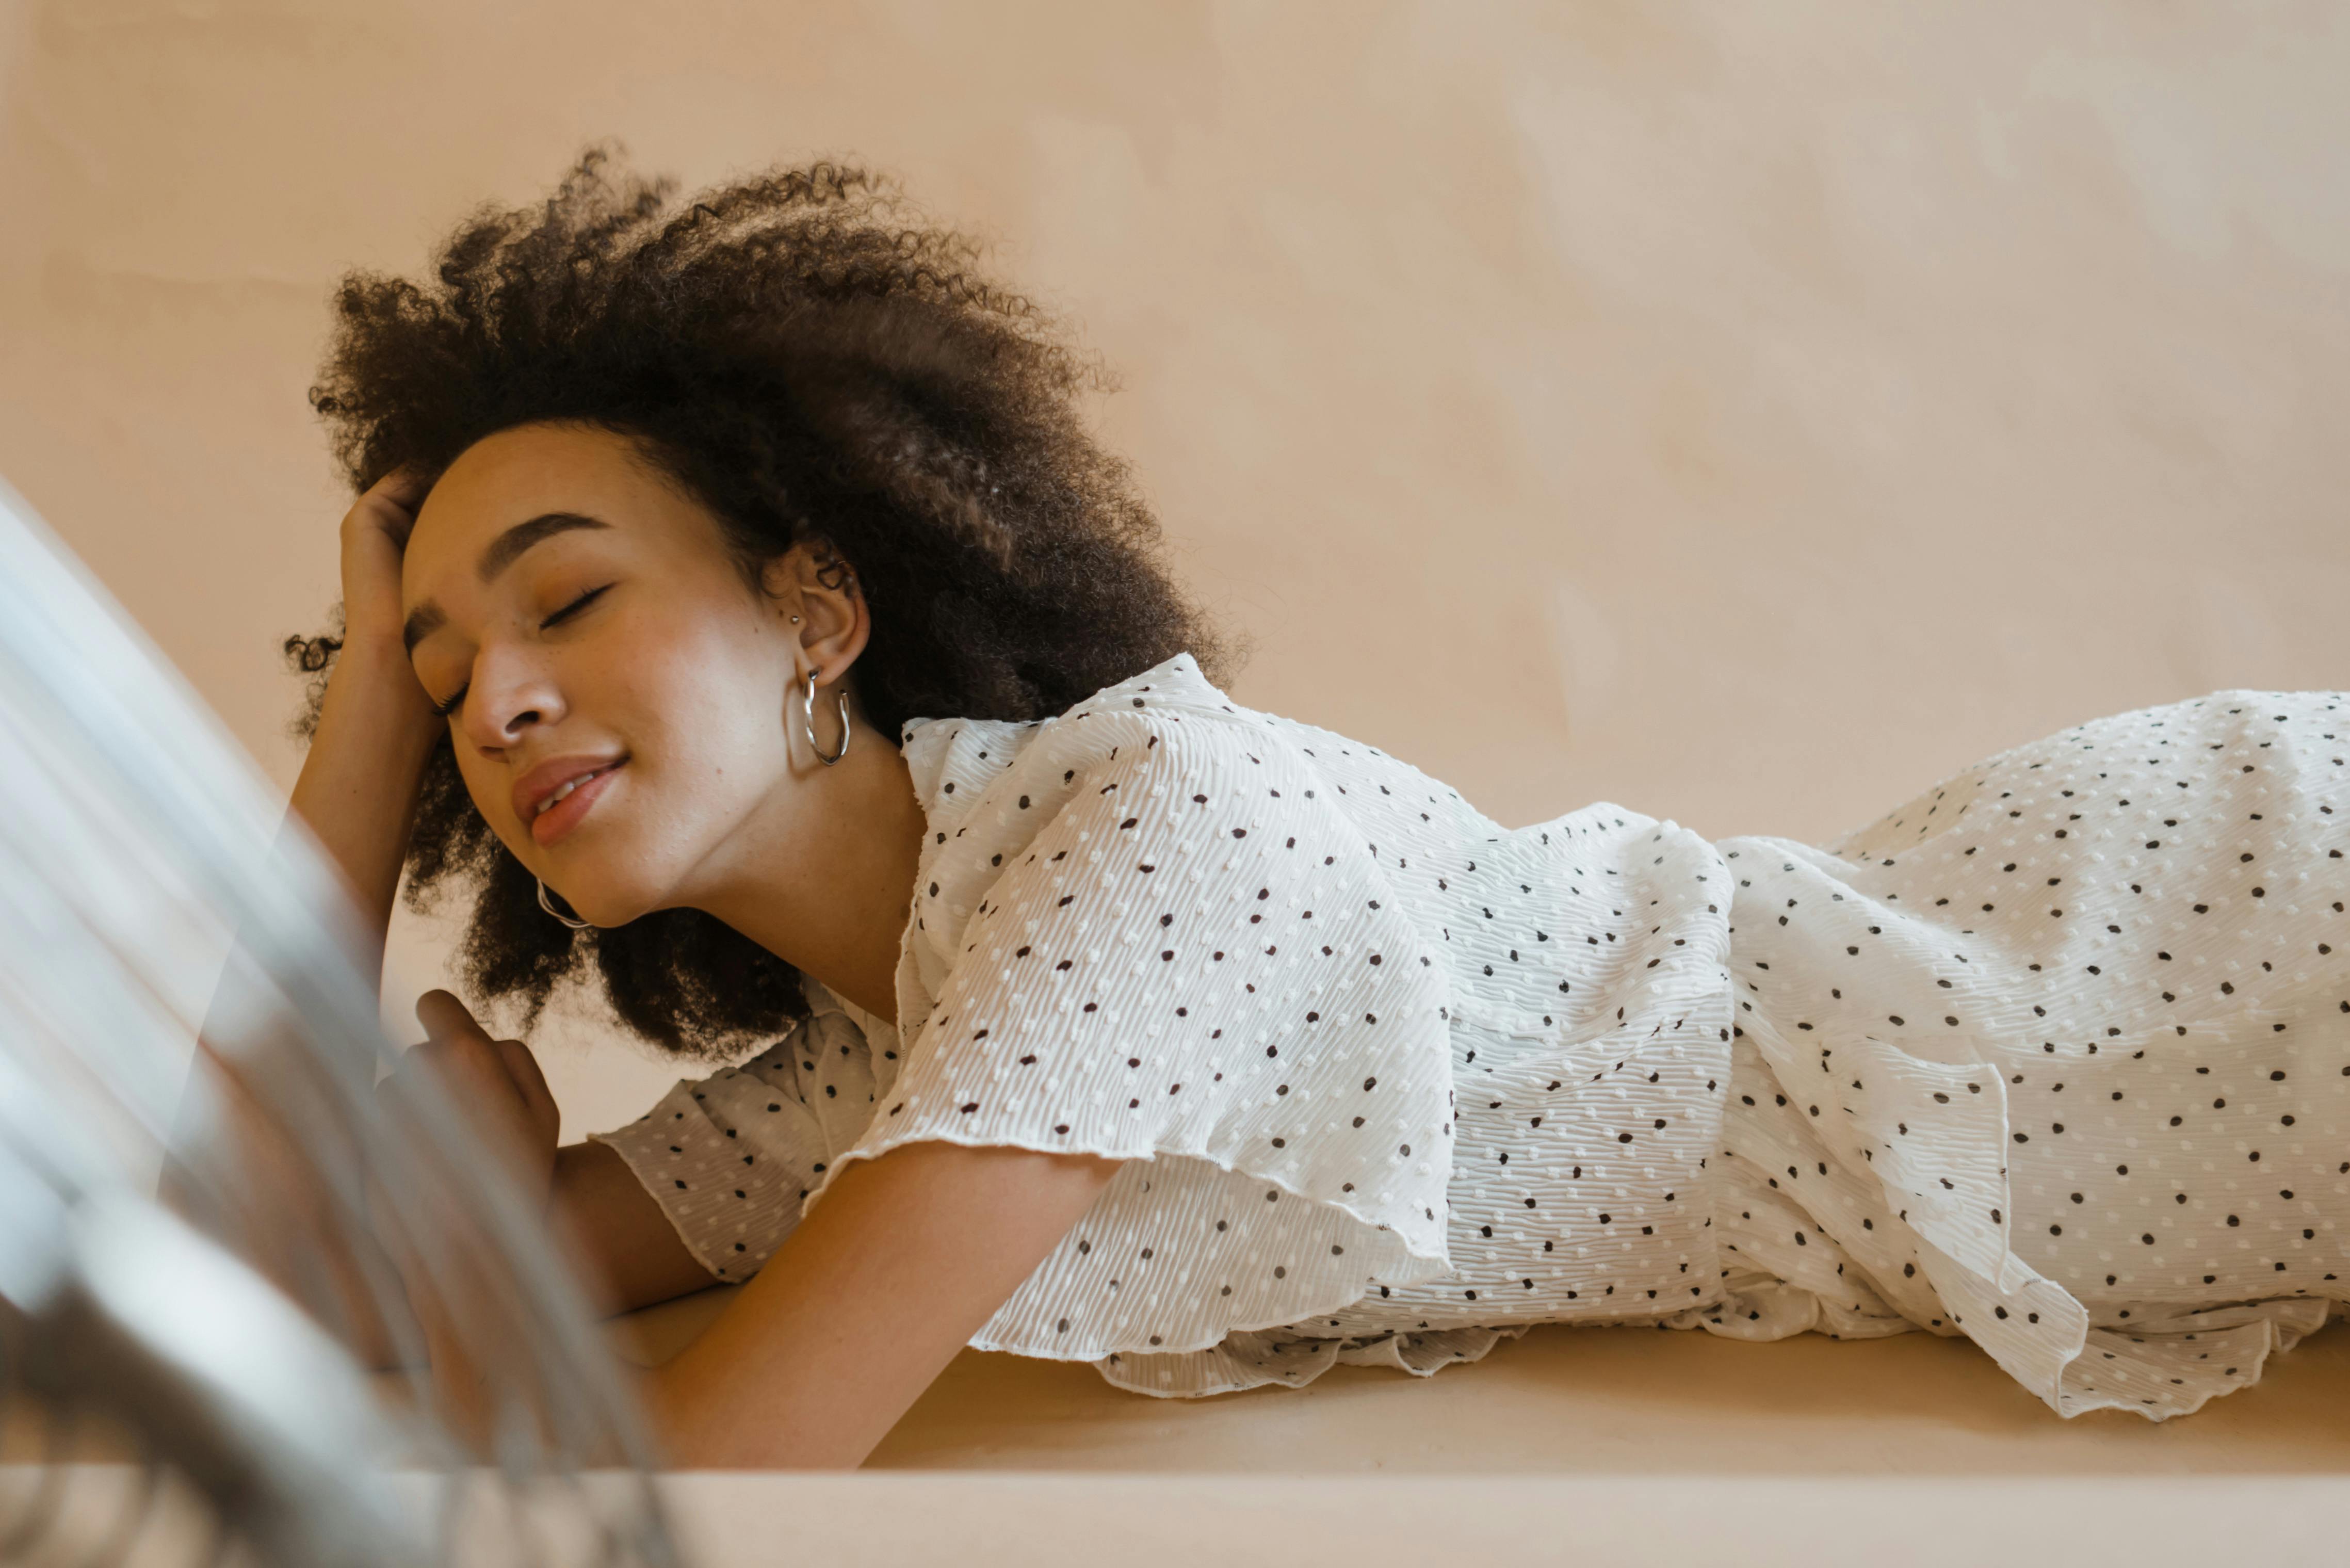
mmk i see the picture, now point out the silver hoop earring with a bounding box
[537,878,593,930]
[801,667,850,766]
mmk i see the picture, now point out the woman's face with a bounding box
[400,421,840,926]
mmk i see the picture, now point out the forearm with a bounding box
[345,1141,707,1401]
[547,1138,724,1317]
[386,1214,499,1451]
[284,636,442,967]
[630,1143,1123,1470]
[232,1128,709,1378]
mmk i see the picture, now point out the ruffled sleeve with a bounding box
[802,655,1459,1361]
[586,988,877,1285]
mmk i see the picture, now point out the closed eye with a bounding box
[542,584,610,628]
[429,585,612,718]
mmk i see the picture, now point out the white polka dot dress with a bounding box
[593,655,2346,1418]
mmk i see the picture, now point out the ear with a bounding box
[763,540,872,690]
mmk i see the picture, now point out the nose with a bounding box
[459,641,566,751]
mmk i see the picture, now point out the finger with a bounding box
[365,462,431,511]
[354,466,430,544]
[414,988,491,1047]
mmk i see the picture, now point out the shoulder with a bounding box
[900,655,1363,966]
[899,652,1273,829]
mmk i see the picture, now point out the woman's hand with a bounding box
[320,463,440,755]
[384,989,562,1206]
[337,465,431,657]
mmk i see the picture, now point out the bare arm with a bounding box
[284,471,443,955]
[285,639,441,954]
[547,1139,721,1317]
[179,471,445,1366]
[638,1139,1124,1469]
[367,963,1117,1464]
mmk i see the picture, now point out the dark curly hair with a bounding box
[286,146,1237,1062]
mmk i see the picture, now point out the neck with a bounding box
[687,728,926,1027]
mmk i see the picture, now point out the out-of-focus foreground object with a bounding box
[0,475,687,1566]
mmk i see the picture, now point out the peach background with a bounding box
[5,1,2348,1137]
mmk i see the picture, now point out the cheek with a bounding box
[613,612,792,798]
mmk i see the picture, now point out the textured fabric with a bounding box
[593,655,2346,1417]
[1670,690,2349,1418]
[591,992,879,1287]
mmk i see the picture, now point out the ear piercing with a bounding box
[789,615,845,763]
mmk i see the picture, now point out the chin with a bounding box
[516,833,670,930]
[509,787,727,930]
[547,864,677,930]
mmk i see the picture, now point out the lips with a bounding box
[531,764,622,847]
[512,754,627,848]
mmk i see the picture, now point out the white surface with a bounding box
[11,1467,2343,1567]
[657,1474,2346,1566]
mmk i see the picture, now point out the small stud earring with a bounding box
[791,615,801,623]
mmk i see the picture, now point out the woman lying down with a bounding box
[285,150,2345,1468]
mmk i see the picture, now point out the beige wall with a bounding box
[6,1,2348,1135]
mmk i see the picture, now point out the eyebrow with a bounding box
[401,511,612,655]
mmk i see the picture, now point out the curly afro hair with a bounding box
[287,146,1237,1062]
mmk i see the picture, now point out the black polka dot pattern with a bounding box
[843,654,1476,1367]
[592,662,2345,1416]
[589,996,877,1283]
[1682,690,2348,1420]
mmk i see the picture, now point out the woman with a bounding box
[288,150,2345,1468]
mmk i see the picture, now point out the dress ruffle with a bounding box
[1095,1323,1534,1397]
[803,656,1463,1362]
